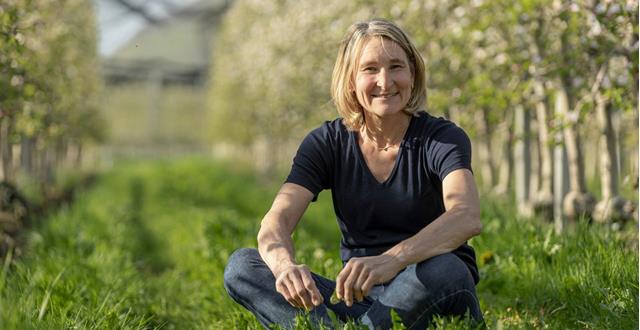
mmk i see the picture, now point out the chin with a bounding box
[368,107,405,118]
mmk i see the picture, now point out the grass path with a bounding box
[0,158,637,329]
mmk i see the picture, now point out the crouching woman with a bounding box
[224,19,483,329]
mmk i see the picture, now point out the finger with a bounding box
[361,275,376,298]
[352,279,363,304]
[290,272,313,310]
[353,269,369,302]
[336,265,351,301]
[286,281,306,308]
[353,288,363,304]
[300,270,323,306]
[277,278,301,308]
[343,263,361,307]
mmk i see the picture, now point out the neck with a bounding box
[360,111,411,148]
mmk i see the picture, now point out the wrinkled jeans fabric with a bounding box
[224,248,482,329]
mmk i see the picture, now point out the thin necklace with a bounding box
[361,131,402,152]
[361,115,410,152]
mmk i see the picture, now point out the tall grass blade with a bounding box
[38,268,65,321]
[0,246,13,294]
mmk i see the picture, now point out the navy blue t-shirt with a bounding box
[285,111,479,284]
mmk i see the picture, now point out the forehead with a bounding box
[357,37,409,64]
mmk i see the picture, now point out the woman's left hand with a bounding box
[335,254,404,307]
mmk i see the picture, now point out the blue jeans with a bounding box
[224,248,482,329]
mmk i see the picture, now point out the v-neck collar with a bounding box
[351,115,415,185]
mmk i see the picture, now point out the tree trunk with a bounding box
[75,143,83,168]
[612,110,623,183]
[596,94,618,200]
[54,139,66,169]
[0,117,15,183]
[38,144,55,187]
[493,110,513,196]
[20,136,35,176]
[529,116,539,202]
[633,67,639,188]
[475,109,495,188]
[564,115,586,193]
[45,147,55,185]
[557,82,595,222]
[514,104,532,217]
[593,92,632,223]
[553,86,569,233]
[626,113,638,192]
[532,80,554,220]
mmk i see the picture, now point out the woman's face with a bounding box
[354,37,413,119]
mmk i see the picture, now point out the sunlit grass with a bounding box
[0,158,636,329]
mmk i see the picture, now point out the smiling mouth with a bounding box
[373,92,399,98]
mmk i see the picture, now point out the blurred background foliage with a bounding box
[0,0,636,223]
[208,0,638,224]
[209,0,637,178]
[0,0,637,224]
[1,0,104,189]
[1,0,637,187]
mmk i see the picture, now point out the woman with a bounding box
[224,19,483,329]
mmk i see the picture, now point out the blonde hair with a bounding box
[331,19,426,131]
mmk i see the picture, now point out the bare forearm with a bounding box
[383,206,482,268]
[257,212,298,275]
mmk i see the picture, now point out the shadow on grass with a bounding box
[127,177,173,274]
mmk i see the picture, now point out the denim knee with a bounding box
[223,248,260,294]
[415,253,475,292]
[360,254,482,329]
[414,253,482,322]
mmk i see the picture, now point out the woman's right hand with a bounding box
[258,183,321,310]
[274,263,323,310]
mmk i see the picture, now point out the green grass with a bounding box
[0,158,637,329]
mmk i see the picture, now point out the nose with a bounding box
[376,69,392,90]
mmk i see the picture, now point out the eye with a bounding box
[391,64,404,70]
[362,66,377,73]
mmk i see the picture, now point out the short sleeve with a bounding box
[426,124,472,181]
[285,124,334,201]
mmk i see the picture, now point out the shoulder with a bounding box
[317,117,348,135]
[296,118,349,159]
[304,118,349,143]
[412,111,469,143]
[413,111,472,179]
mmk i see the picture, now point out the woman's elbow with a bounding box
[257,215,275,245]
[257,211,291,244]
[466,209,482,237]
[469,220,482,237]
[256,225,268,245]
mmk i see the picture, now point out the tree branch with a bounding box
[574,61,609,112]
[109,0,160,24]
